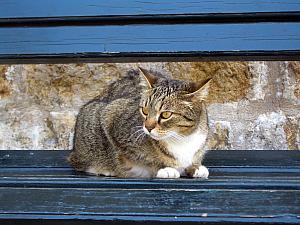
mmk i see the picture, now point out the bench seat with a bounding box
[0,150,299,225]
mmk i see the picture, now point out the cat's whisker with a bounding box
[137,133,146,144]
[176,134,185,141]
[130,130,141,139]
[170,134,185,144]
[136,130,145,138]
[132,129,143,135]
[170,136,181,143]
[169,132,185,143]
[134,132,145,145]
[130,129,144,140]
[174,132,185,139]
[168,137,179,145]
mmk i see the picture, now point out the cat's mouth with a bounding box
[149,134,165,140]
[149,131,173,141]
[143,126,174,141]
[149,130,186,142]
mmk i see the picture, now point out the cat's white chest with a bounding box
[165,130,207,168]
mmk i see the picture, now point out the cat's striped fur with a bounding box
[68,68,211,178]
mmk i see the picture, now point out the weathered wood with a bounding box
[1,150,300,190]
[1,0,300,18]
[1,0,300,63]
[0,187,299,225]
[0,150,299,224]
[0,150,70,167]
[1,0,300,28]
[1,23,300,64]
[2,13,300,27]
[1,150,300,167]
[0,175,300,190]
[1,215,299,225]
[0,167,299,178]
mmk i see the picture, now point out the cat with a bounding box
[68,68,211,179]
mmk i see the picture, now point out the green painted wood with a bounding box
[0,150,299,224]
[1,23,300,64]
[1,1,300,28]
[1,1,300,63]
[0,176,300,190]
[0,188,299,224]
[1,150,300,167]
[1,0,300,18]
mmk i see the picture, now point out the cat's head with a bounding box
[138,67,211,141]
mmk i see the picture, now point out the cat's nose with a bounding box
[145,119,156,133]
[145,126,155,133]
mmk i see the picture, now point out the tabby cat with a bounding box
[68,68,211,178]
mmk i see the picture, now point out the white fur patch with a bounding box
[86,167,115,177]
[156,167,180,179]
[164,129,207,169]
[193,165,209,179]
[127,165,152,178]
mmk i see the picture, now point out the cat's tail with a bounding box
[67,151,86,172]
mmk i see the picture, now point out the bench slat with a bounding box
[1,150,300,168]
[1,23,300,64]
[2,12,300,27]
[1,176,300,190]
[1,0,300,18]
[0,215,299,225]
[1,150,299,224]
[1,167,299,178]
[1,187,299,224]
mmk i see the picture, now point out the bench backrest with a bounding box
[1,0,300,64]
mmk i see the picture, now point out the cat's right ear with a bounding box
[138,67,158,89]
[185,78,212,102]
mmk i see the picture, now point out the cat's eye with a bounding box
[160,111,173,119]
[141,107,148,116]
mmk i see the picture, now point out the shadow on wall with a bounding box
[0,62,299,150]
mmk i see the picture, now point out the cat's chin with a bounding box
[149,133,171,141]
[149,134,164,140]
[143,127,168,141]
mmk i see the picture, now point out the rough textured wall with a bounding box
[0,62,299,150]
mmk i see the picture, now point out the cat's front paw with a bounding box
[156,167,180,179]
[185,165,209,179]
[193,165,209,179]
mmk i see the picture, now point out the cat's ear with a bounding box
[138,67,158,89]
[185,78,212,101]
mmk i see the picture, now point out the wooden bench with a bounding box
[1,0,300,63]
[1,1,300,224]
[1,150,300,225]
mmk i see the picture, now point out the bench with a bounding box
[1,0,300,224]
[1,150,300,225]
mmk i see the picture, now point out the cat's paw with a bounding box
[193,165,209,179]
[156,167,180,179]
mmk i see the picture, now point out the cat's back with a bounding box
[75,70,142,138]
[92,70,142,104]
[76,70,141,120]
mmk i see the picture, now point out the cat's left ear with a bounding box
[185,78,212,101]
[138,67,158,89]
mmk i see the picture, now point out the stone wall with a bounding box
[0,62,299,150]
